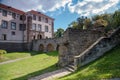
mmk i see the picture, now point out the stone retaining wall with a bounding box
[0,42,28,52]
[74,27,120,69]
[58,28,105,67]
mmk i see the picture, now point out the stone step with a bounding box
[65,66,75,72]
[65,64,75,72]
[68,64,75,70]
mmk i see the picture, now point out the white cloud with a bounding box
[1,0,120,16]
[1,0,72,12]
[68,0,120,16]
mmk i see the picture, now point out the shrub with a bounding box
[0,50,7,59]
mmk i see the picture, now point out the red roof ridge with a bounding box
[0,3,25,15]
[28,10,54,20]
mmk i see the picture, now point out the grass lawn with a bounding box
[0,52,31,62]
[0,51,58,80]
[58,45,120,80]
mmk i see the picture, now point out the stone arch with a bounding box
[47,43,54,52]
[37,34,42,39]
[33,35,35,40]
[56,44,59,51]
[39,44,44,52]
[40,35,42,39]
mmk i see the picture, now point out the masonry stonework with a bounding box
[32,27,106,67]
[74,27,120,69]
[58,28,105,67]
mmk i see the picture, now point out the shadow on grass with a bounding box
[45,51,59,57]
[8,51,59,56]
[12,64,60,80]
[8,51,43,56]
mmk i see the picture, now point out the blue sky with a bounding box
[1,0,120,31]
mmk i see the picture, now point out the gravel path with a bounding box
[28,68,72,80]
[0,57,30,65]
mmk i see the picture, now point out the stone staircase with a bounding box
[65,63,76,72]
[74,27,120,69]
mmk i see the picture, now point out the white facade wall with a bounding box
[28,12,54,39]
[0,5,54,43]
[0,8,27,43]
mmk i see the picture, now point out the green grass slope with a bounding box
[59,45,120,80]
[0,51,58,80]
[0,52,31,62]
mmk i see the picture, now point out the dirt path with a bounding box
[28,68,72,80]
[0,57,30,65]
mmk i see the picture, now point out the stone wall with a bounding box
[30,27,120,68]
[32,38,62,52]
[74,27,120,69]
[58,28,105,67]
[0,42,28,52]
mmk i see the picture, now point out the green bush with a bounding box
[0,50,7,59]
[0,50,7,54]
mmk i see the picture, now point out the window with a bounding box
[2,34,7,40]
[17,14,19,18]
[38,24,42,31]
[8,11,12,15]
[33,35,35,40]
[11,31,15,35]
[1,20,8,29]
[12,13,16,19]
[11,22,16,30]
[45,18,48,23]
[33,15,36,20]
[45,26,48,32]
[2,10,7,16]
[20,15,26,20]
[0,8,2,13]
[42,17,44,21]
[20,15,23,20]
[38,16,41,21]
[32,23,36,30]
[19,24,26,31]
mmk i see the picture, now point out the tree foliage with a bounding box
[69,16,92,29]
[113,10,120,28]
[94,19,108,27]
[54,28,64,38]
[68,9,120,31]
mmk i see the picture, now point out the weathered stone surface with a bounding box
[32,28,105,67]
[1,26,120,69]
[58,28,105,67]
[74,27,120,68]
[0,42,28,52]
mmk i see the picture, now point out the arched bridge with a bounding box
[32,37,64,52]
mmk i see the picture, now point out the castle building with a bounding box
[0,3,54,43]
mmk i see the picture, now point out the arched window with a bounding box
[33,35,35,40]
[37,35,42,39]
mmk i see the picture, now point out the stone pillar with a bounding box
[58,44,68,67]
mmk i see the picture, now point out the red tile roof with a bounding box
[0,3,25,15]
[27,10,54,20]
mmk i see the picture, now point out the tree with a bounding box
[77,16,86,29]
[54,28,64,38]
[94,19,108,27]
[84,18,92,29]
[113,9,120,28]
[69,16,88,29]
[92,15,102,21]
[68,21,78,29]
